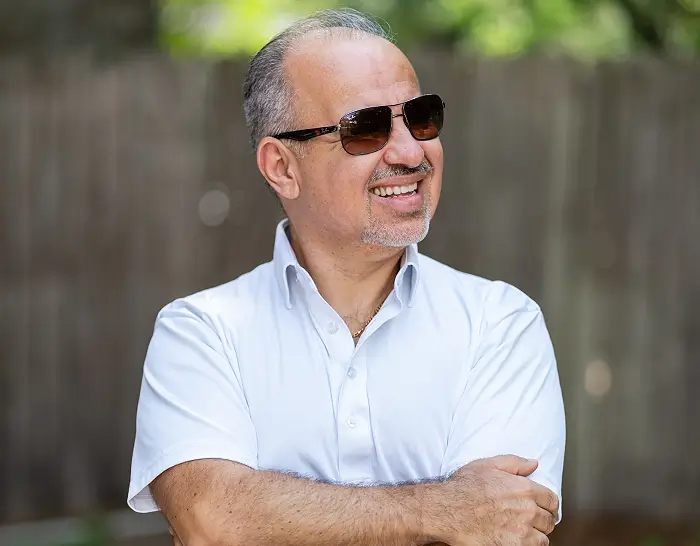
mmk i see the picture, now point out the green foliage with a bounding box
[159,0,700,59]
[159,0,333,55]
[59,516,112,546]
[638,536,666,546]
[12,515,113,546]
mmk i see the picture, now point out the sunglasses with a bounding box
[273,94,445,156]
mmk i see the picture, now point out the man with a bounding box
[128,8,565,546]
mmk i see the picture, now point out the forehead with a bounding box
[286,33,420,124]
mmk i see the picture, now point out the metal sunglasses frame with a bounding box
[272,94,445,155]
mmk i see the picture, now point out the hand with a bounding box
[428,455,559,546]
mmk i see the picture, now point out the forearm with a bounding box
[229,470,439,545]
[155,461,444,546]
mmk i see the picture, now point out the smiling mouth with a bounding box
[369,181,419,198]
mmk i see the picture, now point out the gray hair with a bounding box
[243,8,394,151]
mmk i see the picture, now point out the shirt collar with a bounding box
[397,241,421,308]
[272,219,421,310]
[272,219,299,310]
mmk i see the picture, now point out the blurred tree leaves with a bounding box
[160,0,700,59]
[159,0,331,54]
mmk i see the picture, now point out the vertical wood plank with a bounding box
[1,53,699,523]
[0,57,33,521]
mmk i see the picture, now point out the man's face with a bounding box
[284,34,443,248]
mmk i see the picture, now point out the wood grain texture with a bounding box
[1,54,698,523]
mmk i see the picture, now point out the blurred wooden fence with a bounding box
[1,54,699,524]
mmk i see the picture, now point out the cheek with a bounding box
[330,158,377,197]
[309,156,343,198]
[424,139,444,172]
[424,140,443,197]
[312,156,375,215]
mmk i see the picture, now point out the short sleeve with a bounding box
[441,283,566,522]
[127,298,258,513]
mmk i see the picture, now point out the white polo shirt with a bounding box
[128,219,566,520]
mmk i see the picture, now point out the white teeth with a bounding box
[370,182,419,197]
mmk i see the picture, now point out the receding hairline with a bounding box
[283,30,418,110]
[285,29,417,162]
[242,9,398,150]
[282,26,400,83]
[290,24,391,47]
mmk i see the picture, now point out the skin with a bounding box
[153,31,559,546]
[256,31,443,335]
[156,456,557,546]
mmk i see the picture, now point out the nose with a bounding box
[381,112,425,168]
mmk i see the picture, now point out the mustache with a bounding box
[368,161,433,185]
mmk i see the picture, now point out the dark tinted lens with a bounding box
[404,95,444,141]
[339,106,392,155]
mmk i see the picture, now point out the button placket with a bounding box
[337,352,373,482]
[303,290,354,365]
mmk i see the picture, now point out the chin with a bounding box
[360,214,431,248]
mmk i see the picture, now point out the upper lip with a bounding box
[367,174,425,191]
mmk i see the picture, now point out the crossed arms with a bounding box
[132,288,566,546]
[153,455,559,546]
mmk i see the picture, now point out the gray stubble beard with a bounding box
[360,195,432,248]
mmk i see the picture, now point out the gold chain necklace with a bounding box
[351,302,383,339]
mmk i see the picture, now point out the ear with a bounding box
[256,137,301,200]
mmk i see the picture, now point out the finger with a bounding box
[531,483,560,518]
[481,454,539,476]
[531,506,557,535]
[526,527,550,546]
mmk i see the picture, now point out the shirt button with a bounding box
[347,367,357,379]
[327,322,339,334]
[347,417,357,428]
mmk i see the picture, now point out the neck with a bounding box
[288,223,404,322]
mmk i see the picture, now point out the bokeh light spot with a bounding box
[585,358,613,399]
[198,189,230,227]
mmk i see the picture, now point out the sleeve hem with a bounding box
[127,441,258,513]
[528,471,563,524]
